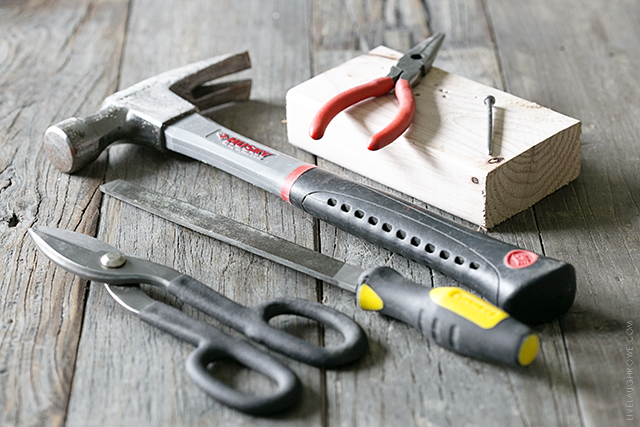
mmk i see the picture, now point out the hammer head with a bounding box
[44,52,252,173]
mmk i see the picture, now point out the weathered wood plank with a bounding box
[487,0,640,425]
[0,1,128,426]
[2,0,637,425]
[62,0,330,425]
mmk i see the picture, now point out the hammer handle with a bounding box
[164,114,310,197]
[287,168,576,325]
[164,113,576,324]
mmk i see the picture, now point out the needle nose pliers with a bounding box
[309,33,445,150]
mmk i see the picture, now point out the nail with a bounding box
[484,95,495,156]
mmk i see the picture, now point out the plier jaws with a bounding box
[309,33,445,151]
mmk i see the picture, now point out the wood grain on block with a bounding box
[286,46,581,228]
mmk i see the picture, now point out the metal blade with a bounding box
[100,180,363,293]
[104,284,156,315]
[31,225,118,254]
[28,227,181,289]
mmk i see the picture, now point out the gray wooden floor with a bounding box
[1,0,639,426]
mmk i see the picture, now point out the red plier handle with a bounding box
[309,77,416,151]
[308,33,444,151]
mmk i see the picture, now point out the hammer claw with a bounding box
[177,79,252,112]
[168,52,251,108]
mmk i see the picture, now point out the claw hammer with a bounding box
[43,52,576,325]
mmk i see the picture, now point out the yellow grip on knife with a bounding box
[429,287,509,329]
[357,284,384,311]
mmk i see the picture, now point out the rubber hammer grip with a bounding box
[44,107,128,173]
[288,167,576,325]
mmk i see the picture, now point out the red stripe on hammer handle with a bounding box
[280,165,317,203]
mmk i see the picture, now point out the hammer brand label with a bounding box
[217,132,273,160]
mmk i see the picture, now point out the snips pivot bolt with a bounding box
[100,252,126,268]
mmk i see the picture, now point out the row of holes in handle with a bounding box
[327,198,480,270]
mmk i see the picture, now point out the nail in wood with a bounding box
[484,95,495,156]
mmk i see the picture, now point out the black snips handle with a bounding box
[289,168,576,325]
[141,274,367,415]
[167,275,368,368]
[139,300,301,415]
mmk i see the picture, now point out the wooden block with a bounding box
[286,46,581,228]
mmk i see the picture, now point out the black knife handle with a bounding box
[289,168,576,325]
[357,266,539,366]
